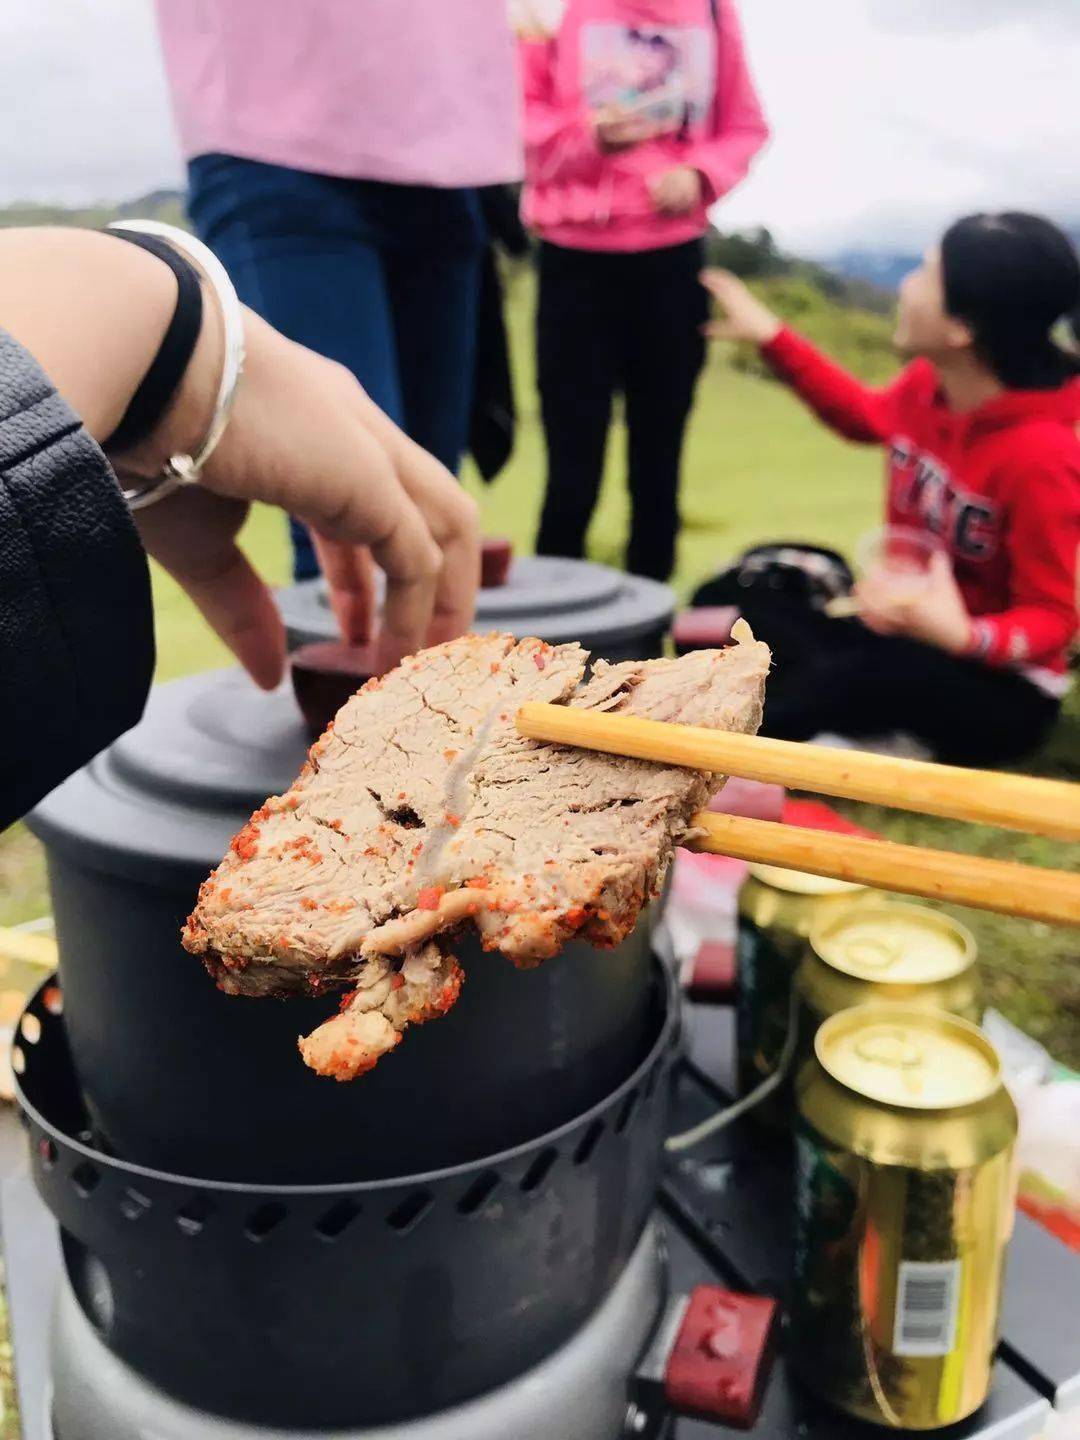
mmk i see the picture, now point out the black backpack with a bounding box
[690,542,854,611]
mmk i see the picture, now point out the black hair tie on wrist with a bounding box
[102,229,204,453]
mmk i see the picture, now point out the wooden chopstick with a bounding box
[689,813,1080,927]
[515,703,1080,844]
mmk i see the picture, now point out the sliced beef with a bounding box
[183,630,770,1079]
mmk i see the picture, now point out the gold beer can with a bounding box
[736,865,869,1124]
[795,903,981,1074]
[791,1005,1018,1429]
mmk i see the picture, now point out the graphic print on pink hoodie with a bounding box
[520,0,769,251]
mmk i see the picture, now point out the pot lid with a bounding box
[29,670,309,878]
[477,555,622,618]
[109,668,308,813]
[277,557,674,651]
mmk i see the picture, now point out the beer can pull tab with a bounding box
[649,1286,779,1429]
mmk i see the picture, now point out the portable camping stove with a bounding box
[4,997,1077,1440]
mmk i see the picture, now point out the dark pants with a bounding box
[737,592,1059,767]
[187,154,485,579]
[536,238,707,583]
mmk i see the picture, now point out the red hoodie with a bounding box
[762,328,1080,693]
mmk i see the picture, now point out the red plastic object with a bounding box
[782,797,880,838]
[1018,1193,1080,1252]
[664,1287,779,1429]
[672,606,740,654]
[686,940,737,1005]
[481,537,513,588]
[290,640,382,739]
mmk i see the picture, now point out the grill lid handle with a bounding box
[290,640,382,739]
[481,536,514,588]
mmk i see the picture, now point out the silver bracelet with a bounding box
[108,220,246,511]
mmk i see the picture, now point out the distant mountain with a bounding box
[0,188,186,232]
[705,227,895,315]
[826,224,1080,293]
[824,249,919,293]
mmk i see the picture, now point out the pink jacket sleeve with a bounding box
[685,0,769,203]
[519,36,602,186]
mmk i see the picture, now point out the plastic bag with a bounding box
[983,1009,1080,1251]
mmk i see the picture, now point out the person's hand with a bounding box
[855,550,973,654]
[592,105,659,152]
[648,166,703,215]
[122,307,480,686]
[700,269,782,345]
[0,228,481,689]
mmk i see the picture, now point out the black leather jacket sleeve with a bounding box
[1,329,154,829]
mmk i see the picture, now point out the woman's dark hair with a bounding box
[940,212,1080,389]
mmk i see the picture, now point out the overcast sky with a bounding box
[2,0,1077,255]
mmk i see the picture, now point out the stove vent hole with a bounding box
[315,1199,362,1241]
[20,1013,41,1045]
[386,1190,433,1233]
[520,1148,558,1194]
[43,984,63,1015]
[80,1254,115,1336]
[71,1162,101,1198]
[615,1088,640,1135]
[457,1171,500,1216]
[120,1187,152,1222]
[573,1120,605,1166]
[245,1202,288,1242]
[176,1195,215,1237]
[38,1137,57,1169]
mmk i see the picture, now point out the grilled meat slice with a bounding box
[184,630,770,1078]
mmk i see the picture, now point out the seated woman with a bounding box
[701,212,1080,767]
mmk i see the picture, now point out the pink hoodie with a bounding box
[154,0,521,188]
[520,0,768,251]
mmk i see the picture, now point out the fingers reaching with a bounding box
[338,384,481,650]
[700,268,736,299]
[365,506,443,670]
[186,546,287,690]
[189,316,481,670]
[702,320,742,342]
[134,487,287,690]
[699,269,781,346]
[311,538,377,646]
[389,441,480,646]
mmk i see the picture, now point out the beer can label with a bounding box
[735,920,759,1073]
[736,920,795,1094]
[893,1260,962,1357]
[792,1130,857,1283]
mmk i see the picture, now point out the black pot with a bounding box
[17,967,678,1428]
[29,669,660,1183]
[278,556,675,662]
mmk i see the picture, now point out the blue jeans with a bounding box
[187,155,485,579]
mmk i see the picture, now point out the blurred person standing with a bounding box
[154,0,521,582]
[518,0,767,581]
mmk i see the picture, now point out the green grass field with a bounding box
[2,267,1078,1066]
